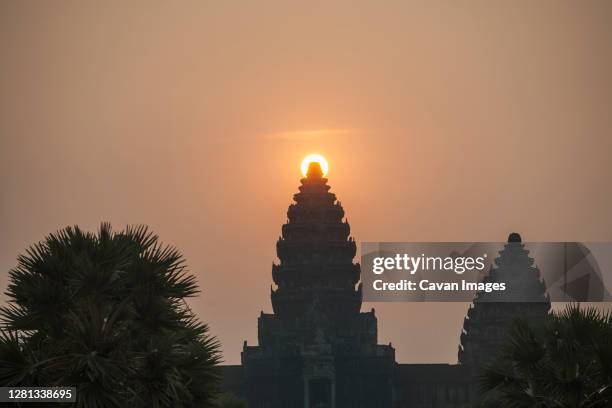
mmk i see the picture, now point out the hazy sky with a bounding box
[1,1,611,365]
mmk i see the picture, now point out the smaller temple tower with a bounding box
[242,161,395,408]
[458,233,551,396]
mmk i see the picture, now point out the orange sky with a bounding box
[1,1,612,364]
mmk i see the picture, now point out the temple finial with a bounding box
[301,154,328,177]
[508,232,522,243]
[306,161,324,178]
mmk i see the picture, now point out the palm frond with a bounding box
[0,223,222,407]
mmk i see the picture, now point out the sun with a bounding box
[301,154,329,177]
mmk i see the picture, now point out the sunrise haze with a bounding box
[1,1,611,365]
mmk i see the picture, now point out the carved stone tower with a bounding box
[242,162,395,408]
[458,233,551,390]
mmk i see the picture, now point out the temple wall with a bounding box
[221,362,477,408]
[393,364,475,408]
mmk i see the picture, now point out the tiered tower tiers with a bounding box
[242,162,395,408]
[271,161,361,323]
[458,233,551,372]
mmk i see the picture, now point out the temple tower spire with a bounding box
[242,158,395,408]
[271,161,361,322]
[458,233,551,371]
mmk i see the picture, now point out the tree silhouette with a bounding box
[0,223,221,408]
[479,304,612,407]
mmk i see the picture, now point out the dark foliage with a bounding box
[0,223,221,408]
[479,304,612,408]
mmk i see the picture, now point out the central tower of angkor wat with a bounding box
[227,164,551,408]
[241,162,396,408]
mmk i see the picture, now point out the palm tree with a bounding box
[479,304,612,408]
[0,223,221,408]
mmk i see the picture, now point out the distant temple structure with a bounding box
[222,164,551,408]
[458,232,551,373]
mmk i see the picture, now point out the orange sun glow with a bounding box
[301,154,329,177]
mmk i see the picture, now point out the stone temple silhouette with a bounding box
[221,163,551,408]
[458,232,551,373]
[241,162,395,407]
